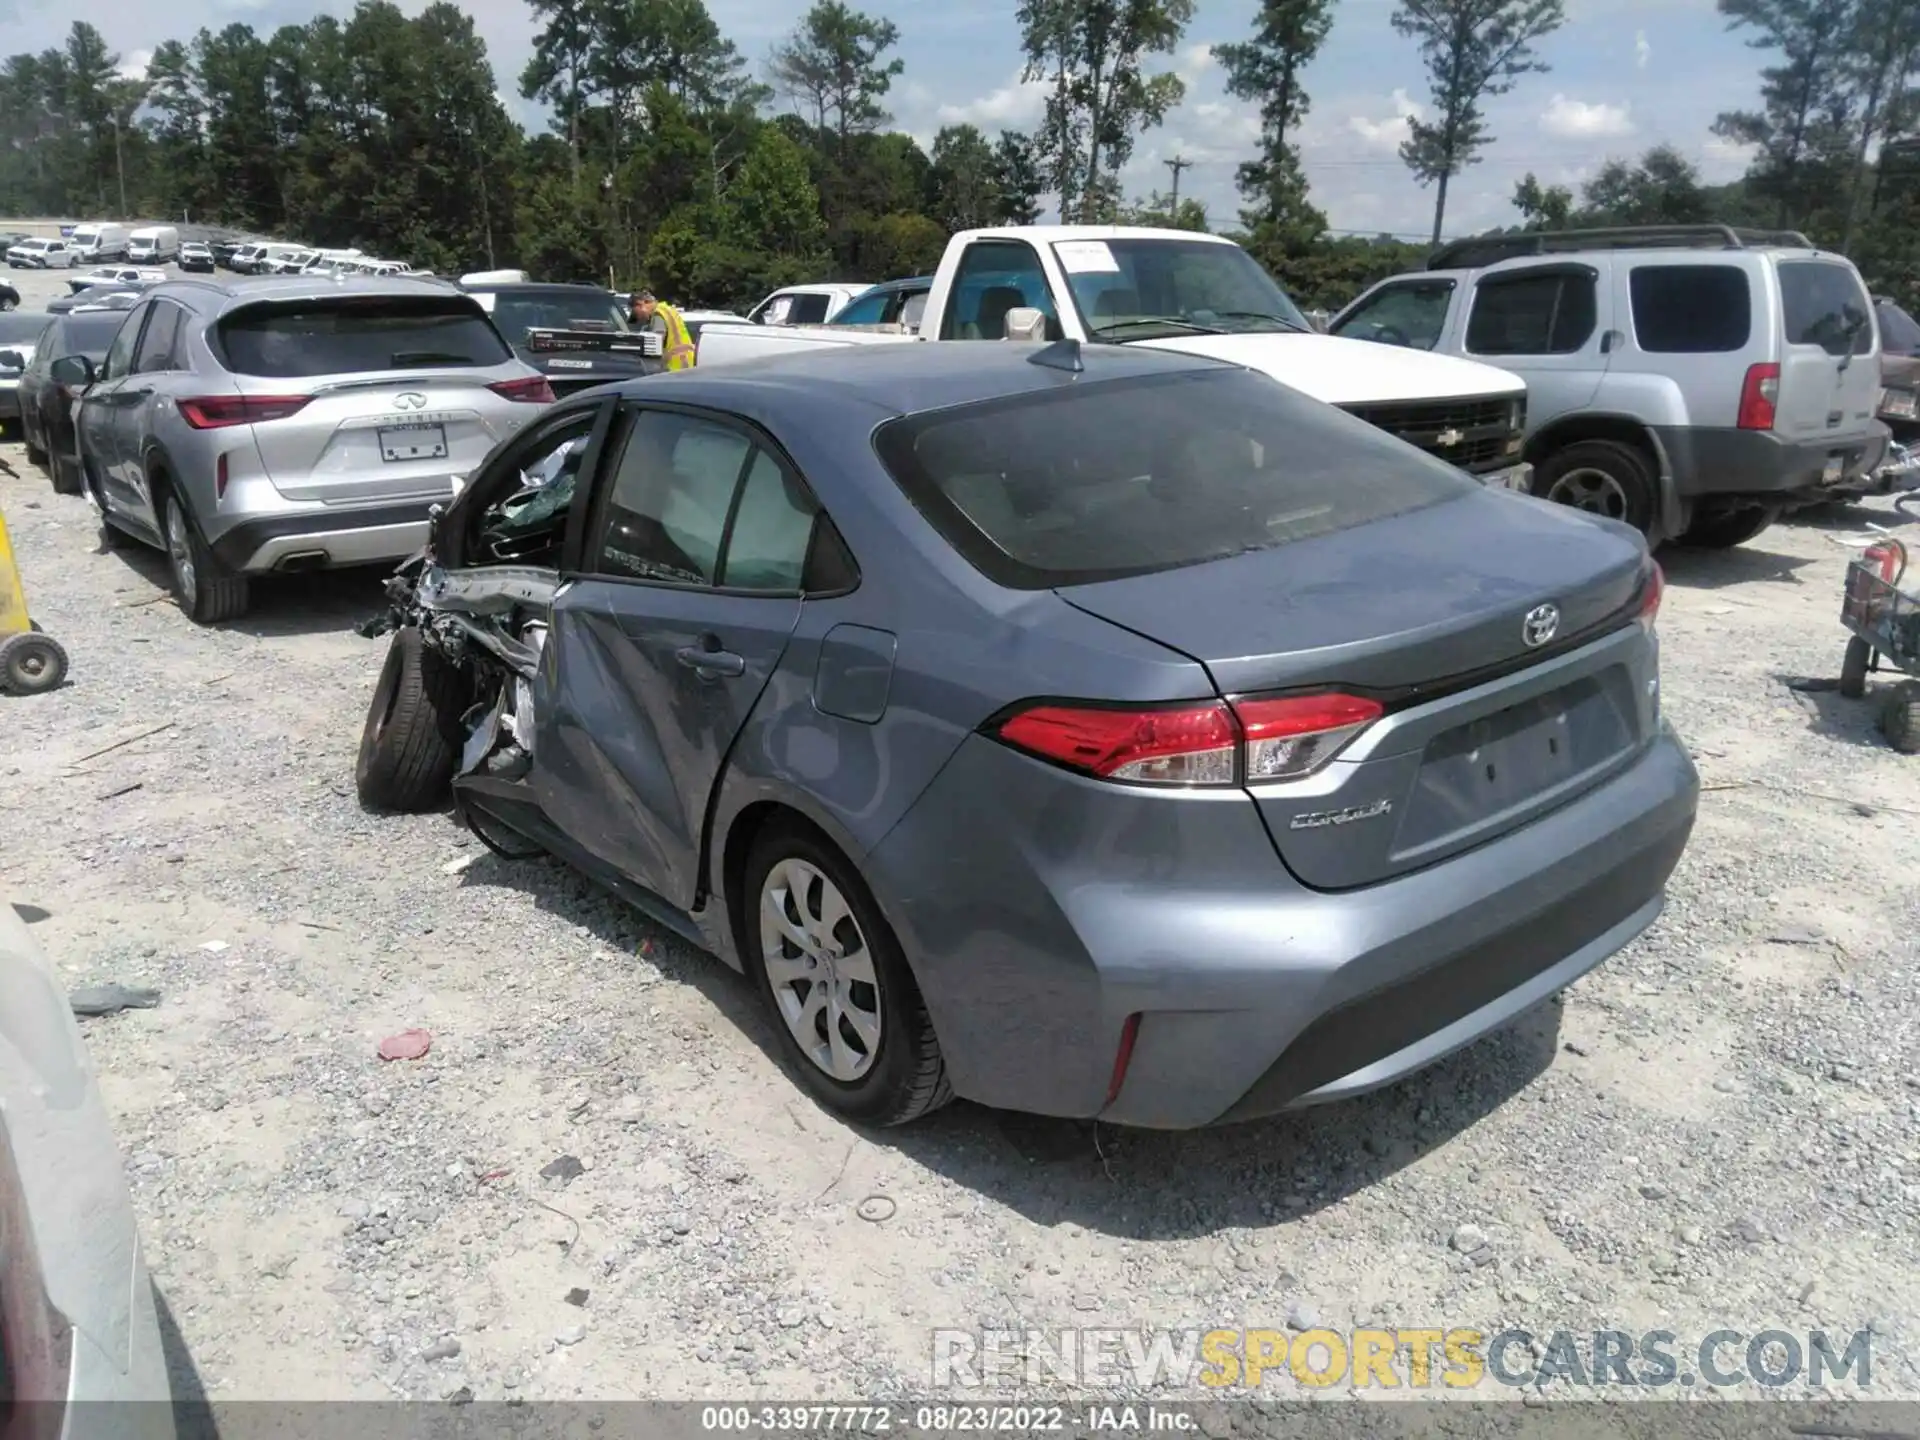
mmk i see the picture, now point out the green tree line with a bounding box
[3,0,1919,315]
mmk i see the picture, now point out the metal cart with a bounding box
[0,494,69,696]
[1840,535,1920,751]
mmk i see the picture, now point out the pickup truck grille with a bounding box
[1340,396,1520,476]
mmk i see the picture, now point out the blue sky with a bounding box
[18,0,1768,238]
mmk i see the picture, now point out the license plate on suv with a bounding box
[1823,454,1845,485]
[380,423,448,462]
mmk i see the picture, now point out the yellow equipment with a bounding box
[0,500,69,696]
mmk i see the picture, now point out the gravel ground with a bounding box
[1,261,1917,1409]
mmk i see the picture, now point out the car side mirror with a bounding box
[0,350,21,371]
[50,354,95,388]
[1003,307,1047,341]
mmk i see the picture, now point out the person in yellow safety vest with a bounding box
[628,289,697,372]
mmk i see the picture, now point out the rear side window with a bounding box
[1880,301,1920,353]
[789,294,833,324]
[218,300,512,377]
[1629,265,1752,353]
[1779,261,1873,356]
[873,369,1473,589]
[1466,270,1597,355]
[832,291,888,327]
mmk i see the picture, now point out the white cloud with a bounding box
[1540,94,1634,139]
[1635,29,1651,69]
[936,72,1048,131]
[1347,89,1423,152]
[1701,133,1760,181]
[1175,43,1215,85]
[118,49,153,82]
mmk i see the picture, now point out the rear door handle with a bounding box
[675,644,746,678]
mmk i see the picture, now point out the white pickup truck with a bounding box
[697,226,1534,487]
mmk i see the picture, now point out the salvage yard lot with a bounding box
[4,364,1920,1398]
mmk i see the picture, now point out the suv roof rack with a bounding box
[1427,224,1818,271]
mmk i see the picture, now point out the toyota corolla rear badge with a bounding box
[1523,603,1560,647]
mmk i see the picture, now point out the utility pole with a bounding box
[109,114,127,219]
[1164,154,1192,213]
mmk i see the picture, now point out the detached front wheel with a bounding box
[356,625,470,812]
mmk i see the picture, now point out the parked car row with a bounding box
[1325,224,1902,547]
[6,225,183,269]
[223,240,432,278]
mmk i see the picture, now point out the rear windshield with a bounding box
[872,368,1473,589]
[1779,261,1873,356]
[218,300,512,377]
[487,291,629,342]
[1629,265,1752,352]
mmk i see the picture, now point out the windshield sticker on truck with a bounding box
[1055,241,1121,274]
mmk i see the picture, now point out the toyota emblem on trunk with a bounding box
[1523,603,1561,647]
[394,392,426,410]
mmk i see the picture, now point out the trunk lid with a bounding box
[1059,490,1655,889]
[237,372,516,504]
[1773,258,1882,446]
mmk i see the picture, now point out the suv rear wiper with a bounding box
[392,350,475,366]
[1091,317,1225,338]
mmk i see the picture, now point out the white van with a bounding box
[127,226,180,263]
[68,223,131,263]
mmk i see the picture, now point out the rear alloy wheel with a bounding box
[1533,439,1657,535]
[0,631,69,695]
[1680,503,1776,549]
[746,825,950,1126]
[162,488,250,623]
[355,626,470,812]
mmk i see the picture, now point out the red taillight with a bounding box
[1737,363,1779,430]
[489,375,555,403]
[1638,560,1664,632]
[178,394,310,429]
[997,703,1238,784]
[995,692,1382,786]
[1106,1013,1141,1107]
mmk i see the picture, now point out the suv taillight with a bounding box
[489,375,555,404]
[1638,560,1664,633]
[1737,363,1780,430]
[994,692,1384,786]
[178,394,310,429]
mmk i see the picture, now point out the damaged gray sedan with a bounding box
[357,342,1696,1129]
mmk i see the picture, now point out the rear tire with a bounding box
[160,485,250,623]
[0,632,68,695]
[48,449,82,496]
[743,821,950,1127]
[1881,681,1920,754]
[1532,439,1658,536]
[1841,636,1873,700]
[1680,503,1776,549]
[355,626,470,812]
